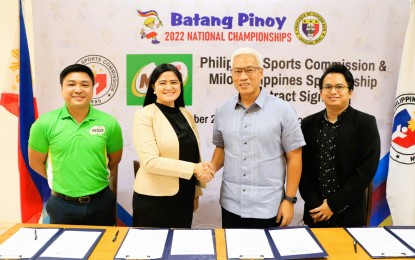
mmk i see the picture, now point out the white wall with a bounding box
[0,0,20,222]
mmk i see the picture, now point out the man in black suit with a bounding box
[299,64,381,227]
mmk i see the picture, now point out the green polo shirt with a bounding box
[29,105,123,196]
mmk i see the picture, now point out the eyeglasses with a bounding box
[321,84,348,92]
[231,67,261,76]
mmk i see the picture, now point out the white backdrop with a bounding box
[26,0,408,227]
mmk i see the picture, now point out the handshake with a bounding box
[194,162,216,183]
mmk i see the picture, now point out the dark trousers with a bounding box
[132,177,195,228]
[221,207,281,229]
[132,191,194,228]
[46,186,116,226]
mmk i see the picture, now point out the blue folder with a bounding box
[114,228,170,260]
[33,228,105,260]
[164,229,216,260]
[267,226,328,259]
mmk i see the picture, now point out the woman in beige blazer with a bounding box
[132,63,212,228]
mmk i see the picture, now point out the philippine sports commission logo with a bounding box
[390,94,415,164]
[76,55,119,106]
[294,11,327,45]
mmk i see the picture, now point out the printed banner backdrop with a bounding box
[31,0,408,227]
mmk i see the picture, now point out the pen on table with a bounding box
[34,228,38,240]
[0,254,23,259]
[112,230,119,242]
[239,255,264,260]
[126,255,152,260]
[353,239,357,253]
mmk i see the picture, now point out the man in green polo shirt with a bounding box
[28,64,123,226]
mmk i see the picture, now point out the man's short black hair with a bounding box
[60,64,95,86]
[319,64,354,91]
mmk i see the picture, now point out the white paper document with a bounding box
[269,228,323,256]
[38,230,102,258]
[115,229,169,259]
[0,227,60,259]
[347,227,415,257]
[225,229,274,259]
[170,229,215,255]
[387,228,415,251]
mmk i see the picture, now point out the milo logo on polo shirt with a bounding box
[90,126,106,135]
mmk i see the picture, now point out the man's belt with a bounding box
[51,186,109,203]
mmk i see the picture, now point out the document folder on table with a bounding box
[346,227,415,258]
[0,227,61,259]
[385,227,415,255]
[267,226,328,259]
[0,227,104,260]
[165,229,216,260]
[225,229,275,259]
[114,228,170,260]
[34,228,105,260]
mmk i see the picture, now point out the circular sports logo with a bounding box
[390,94,415,164]
[76,55,119,106]
[294,11,327,45]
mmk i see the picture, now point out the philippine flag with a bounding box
[0,0,50,223]
[386,0,415,225]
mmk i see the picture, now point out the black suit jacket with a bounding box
[299,106,381,227]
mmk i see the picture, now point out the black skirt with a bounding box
[132,176,196,228]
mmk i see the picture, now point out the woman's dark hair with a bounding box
[143,63,185,107]
[318,64,354,91]
[60,64,95,86]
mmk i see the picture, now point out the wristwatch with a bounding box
[284,195,297,204]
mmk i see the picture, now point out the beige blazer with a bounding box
[133,103,203,197]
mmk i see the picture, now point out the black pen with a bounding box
[239,254,264,260]
[112,230,119,242]
[353,239,357,253]
[126,255,152,260]
[34,228,38,240]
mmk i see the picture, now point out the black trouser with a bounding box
[132,177,195,228]
[46,186,116,226]
[221,207,281,229]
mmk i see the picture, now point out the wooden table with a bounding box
[0,223,128,259]
[312,228,374,260]
[0,224,398,260]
